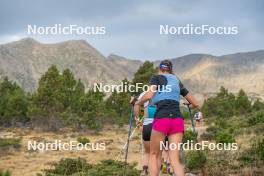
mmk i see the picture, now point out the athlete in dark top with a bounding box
[134,60,199,176]
[149,75,189,118]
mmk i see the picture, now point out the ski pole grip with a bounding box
[130,95,137,105]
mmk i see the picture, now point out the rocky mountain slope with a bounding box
[168,51,264,98]
[0,38,141,91]
[0,38,263,99]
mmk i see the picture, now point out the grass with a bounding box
[0,138,21,150]
[0,170,11,176]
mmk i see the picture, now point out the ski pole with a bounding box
[123,105,134,176]
[115,117,143,161]
[184,103,196,133]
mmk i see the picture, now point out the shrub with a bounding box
[44,158,92,175]
[201,87,255,119]
[247,110,264,126]
[215,130,235,144]
[87,160,140,176]
[238,150,255,164]
[215,118,234,131]
[239,138,264,164]
[201,87,237,118]
[43,158,140,176]
[0,138,21,149]
[0,170,11,176]
[182,130,198,143]
[235,89,252,115]
[255,138,264,162]
[200,126,219,141]
[77,137,90,145]
[185,150,207,171]
[252,99,264,111]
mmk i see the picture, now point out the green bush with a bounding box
[255,138,264,162]
[87,160,140,176]
[238,150,255,165]
[185,150,207,170]
[43,158,140,176]
[252,99,264,111]
[77,137,90,145]
[201,87,256,119]
[202,87,236,118]
[0,170,11,176]
[182,130,198,143]
[200,119,236,143]
[215,118,230,129]
[239,138,264,164]
[200,126,218,141]
[247,110,264,126]
[0,138,21,149]
[235,89,252,115]
[252,123,264,135]
[215,130,235,143]
[44,158,92,175]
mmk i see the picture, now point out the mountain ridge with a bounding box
[0,38,263,100]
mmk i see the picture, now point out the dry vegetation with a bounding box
[0,126,143,176]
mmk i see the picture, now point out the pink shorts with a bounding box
[153,118,184,135]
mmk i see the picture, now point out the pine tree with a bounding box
[235,89,252,114]
[60,68,77,109]
[80,89,105,129]
[71,79,85,114]
[34,65,63,115]
[0,77,28,126]
[105,79,132,124]
[202,86,236,118]
[132,61,156,95]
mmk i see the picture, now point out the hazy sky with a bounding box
[0,0,263,59]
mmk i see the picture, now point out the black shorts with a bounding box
[142,123,153,141]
